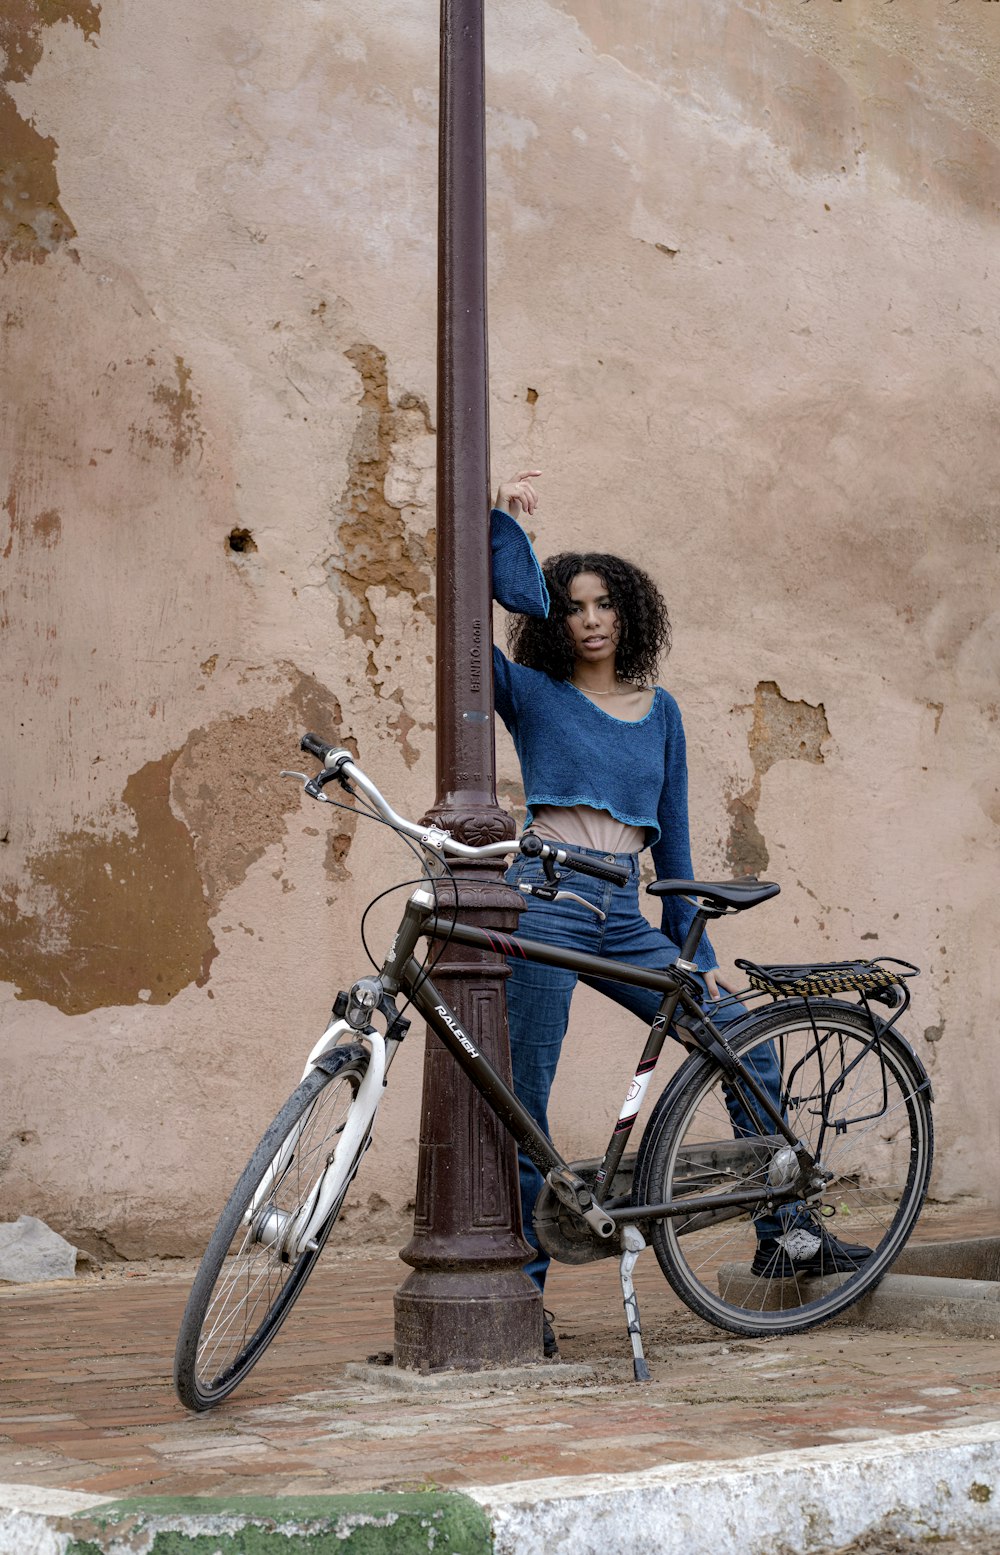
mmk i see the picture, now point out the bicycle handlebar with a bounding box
[300,733,333,762]
[298,732,630,885]
[519,832,629,886]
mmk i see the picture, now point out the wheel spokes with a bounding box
[191,1066,360,1390]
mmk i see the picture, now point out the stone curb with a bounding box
[1,1422,998,1554]
[0,1490,493,1554]
[470,1419,1000,1554]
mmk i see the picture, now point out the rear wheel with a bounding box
[635,1001,933,1336]
[174,1044,370,1410]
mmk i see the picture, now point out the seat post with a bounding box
[678,908,711,966]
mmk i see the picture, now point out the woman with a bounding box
[490,471,870,1356]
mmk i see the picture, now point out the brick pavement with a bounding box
[1,1205,998,1500]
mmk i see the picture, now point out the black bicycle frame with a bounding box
[392,905,806,1229]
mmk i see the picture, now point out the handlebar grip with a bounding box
[519,833,629,886]
[559,848,630,886]
[301,732,333,762]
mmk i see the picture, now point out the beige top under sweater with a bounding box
[529,804,645,855]
[527,683,653,855]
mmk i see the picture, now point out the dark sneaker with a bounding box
[751,1222,873,1279]
[542,1308,560,1360]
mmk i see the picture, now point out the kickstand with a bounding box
[619,1225,651,1382]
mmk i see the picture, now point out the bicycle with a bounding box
[173,733,934,1410]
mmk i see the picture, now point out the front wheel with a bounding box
[174,1043,371,1410]
[634,1001,933,1337]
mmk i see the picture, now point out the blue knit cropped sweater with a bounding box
[490,508,717,971]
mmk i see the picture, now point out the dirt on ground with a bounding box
[829,1536,998,1554]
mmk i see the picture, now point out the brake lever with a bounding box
[556,889,606,921]
[280,769,332,802]
[518,883,606,922]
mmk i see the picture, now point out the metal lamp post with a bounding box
[392,0,543,1370]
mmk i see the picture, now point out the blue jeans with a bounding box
[504,850,785,1290]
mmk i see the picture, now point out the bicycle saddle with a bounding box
[646,878,780,912]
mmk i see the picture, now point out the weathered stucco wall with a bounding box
[2,0,997,1257]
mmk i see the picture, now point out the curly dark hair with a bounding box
[507,552,672,684]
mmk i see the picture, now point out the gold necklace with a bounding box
[572,680,640,697]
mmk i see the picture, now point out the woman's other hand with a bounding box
[704,968,742,1003]
[495,470,541,522]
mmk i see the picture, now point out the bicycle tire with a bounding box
[174,1043,370,1410]
[634,1000,933,1337]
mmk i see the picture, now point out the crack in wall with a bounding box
[725,680,830,876]
[325,342,436,685]
[0,0,100,260]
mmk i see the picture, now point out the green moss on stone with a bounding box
[65,1491,491,1555]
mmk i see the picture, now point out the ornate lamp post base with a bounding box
[395,1271,541,1373]
[394,870,542,1371]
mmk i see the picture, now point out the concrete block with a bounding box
[894,1236,1000,1282]
[345,1359,595,1392]
[0,1217,77,1283]
[716,1263,1000,1338]
[842,1272,1000,1338]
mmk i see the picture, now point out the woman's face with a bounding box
[565,571,619,666]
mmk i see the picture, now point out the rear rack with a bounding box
[734,956,920,1001]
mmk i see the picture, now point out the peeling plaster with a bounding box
[0,750,215,1016]
[325,826,354,883]
[497,777,527,840]
[2,477,62,558]
[0,0,100,260]
[171,669,354,906]
[326,342,436,676]
[0,670,352,1014]
[130,355,205,466]
[386,687,425,769]
[726,680,830,876]
[151,356,204,465]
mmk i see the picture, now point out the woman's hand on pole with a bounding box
[495,470,541,522]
